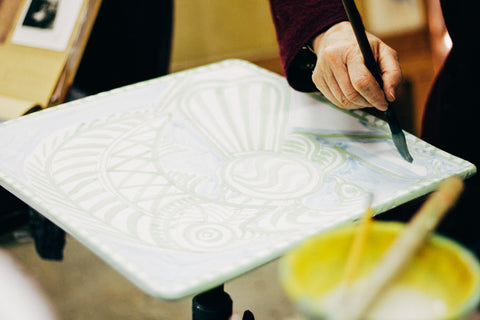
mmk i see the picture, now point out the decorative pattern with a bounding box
[0,60,475,299]
[24,77,363,253]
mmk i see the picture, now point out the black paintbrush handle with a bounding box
[341,0,402,134]
[341,0,384,87]
[342,0,412,162]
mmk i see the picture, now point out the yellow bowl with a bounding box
[279,221,480,320]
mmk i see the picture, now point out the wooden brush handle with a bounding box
[336,176,464,320]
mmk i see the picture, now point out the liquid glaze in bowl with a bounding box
[279,221,480,320]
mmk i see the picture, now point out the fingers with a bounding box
[313,50,371,110]
[311,22,402,112]
[313,49,386,110]
[345,54,389,110]
[377,44,402,102]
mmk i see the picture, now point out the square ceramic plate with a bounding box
[0,60,475,299]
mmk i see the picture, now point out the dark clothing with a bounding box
[269,0,480,256]
[419,2,480,254]
[269,0,347,92]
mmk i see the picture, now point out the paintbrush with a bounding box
[341,0,413,163]
[342,194,374,285]
[332,175,464,320]
[319,195,373,319]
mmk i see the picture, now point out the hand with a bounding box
[311,21,402,111]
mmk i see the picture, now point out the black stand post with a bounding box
[192,284,232,320]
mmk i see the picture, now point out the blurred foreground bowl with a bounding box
[279,221,480,320]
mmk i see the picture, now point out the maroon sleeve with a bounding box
[269,0,347,92]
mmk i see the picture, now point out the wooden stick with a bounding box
[342,196,373,284]
[334,176,464,320]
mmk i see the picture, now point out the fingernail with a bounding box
[389,90,396,102]
[379,103,388,111]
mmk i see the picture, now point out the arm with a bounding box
[269,0,402,111]
[269,0,348,92]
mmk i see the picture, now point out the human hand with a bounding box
[311,21,402,111]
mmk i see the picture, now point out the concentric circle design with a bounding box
[173,223,237,251]
[24,74,360,253]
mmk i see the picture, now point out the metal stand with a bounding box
[192,284,232,320]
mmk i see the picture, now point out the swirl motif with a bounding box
[222,152,322,200]
[24,72,358,253]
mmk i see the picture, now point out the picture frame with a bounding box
[10,0,84,51]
